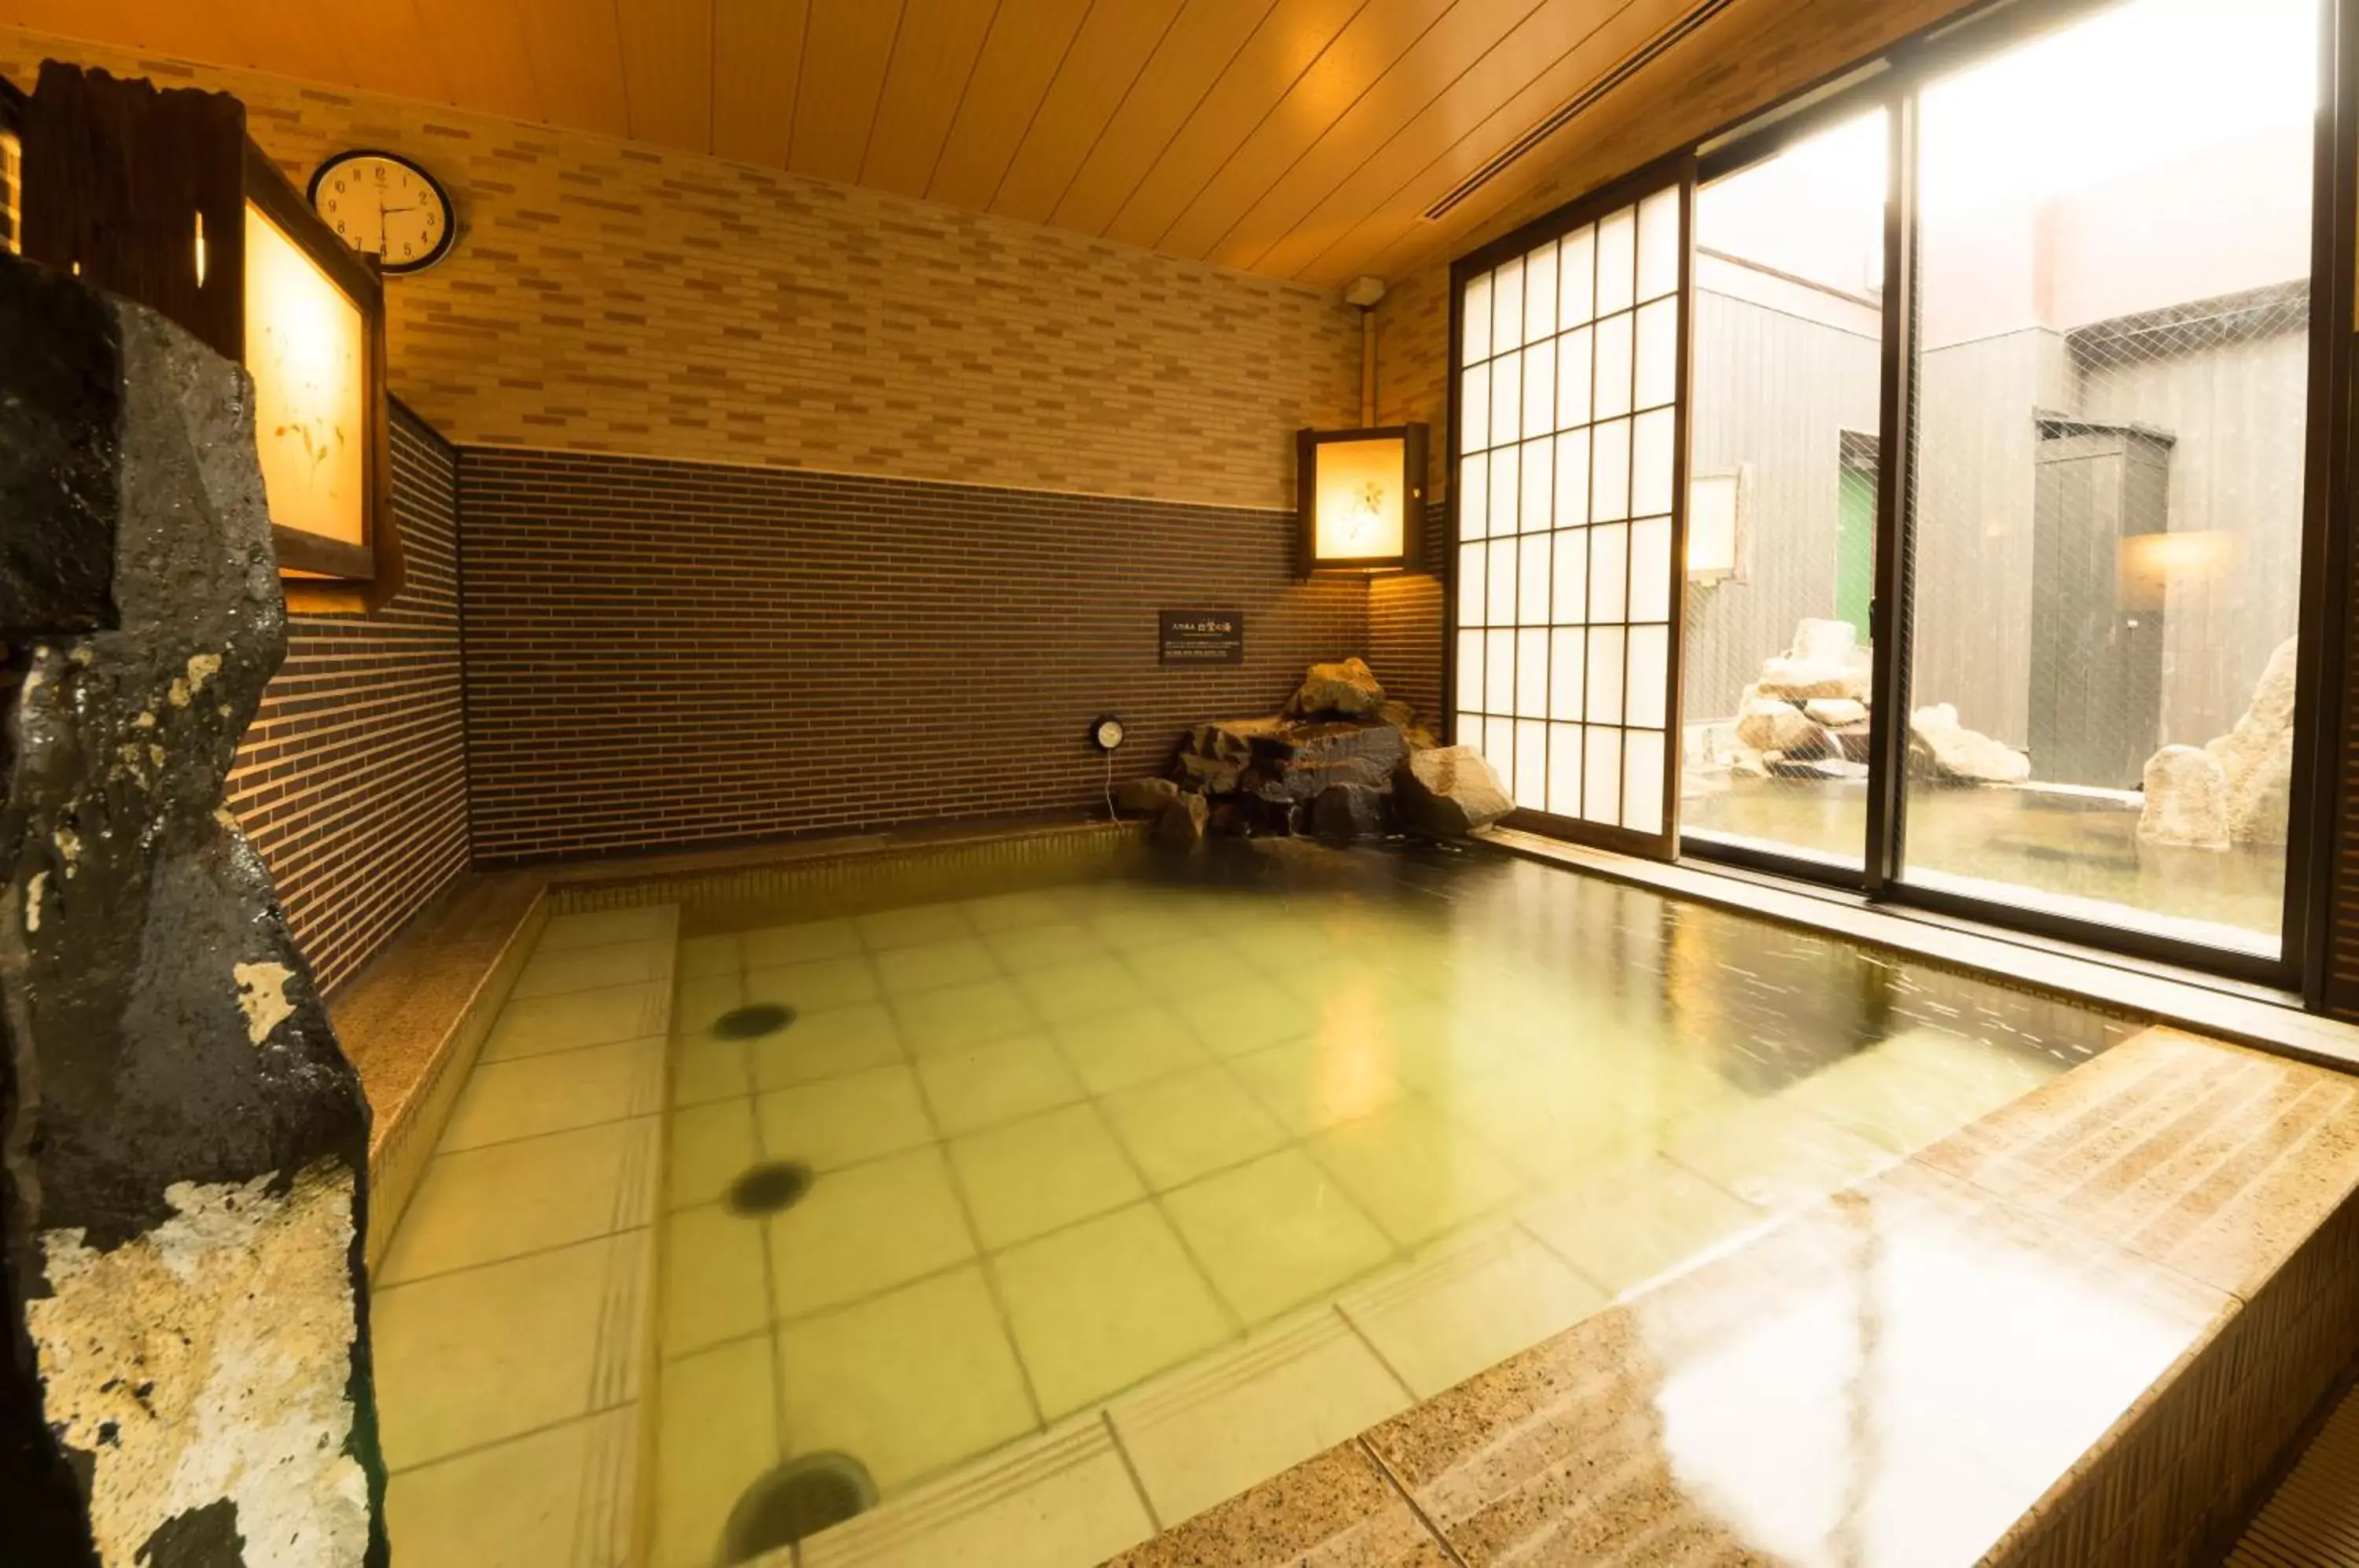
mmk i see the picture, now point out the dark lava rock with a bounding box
[1151,791,1210,848]
[1311,782,1389,841]
[0,253,387,1566]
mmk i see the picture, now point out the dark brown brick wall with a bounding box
[1369,501,1450,727]
[226,403,472,995]
[457,449,1371,863]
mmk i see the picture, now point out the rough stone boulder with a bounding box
[1756,618,1871,703]
[2206,636,2296,848]
[2138,745,2231,850]
[1394,745,1514,838]
[1173,717,1283,795]
[0,253,386,1564]
[1311,782,1389,841]
[1152,791,1210,848]
[1909,703,2031,785]
[1735,693,1824,755]
[1111,776,1180,816]
[1242,720,1407,804]
[1286,656,1386,719]
[1804,698,1868,727]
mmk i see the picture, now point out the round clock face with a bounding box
[309,151,455,274]
[1095,718,1126,750]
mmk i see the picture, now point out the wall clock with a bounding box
[307,149,455,274]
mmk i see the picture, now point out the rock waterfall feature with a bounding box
[0,253,386,1566]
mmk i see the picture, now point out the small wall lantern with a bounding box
[14,62,397,614]
[1297,425,1427,576]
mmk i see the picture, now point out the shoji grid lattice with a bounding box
[1454,183,1684,839]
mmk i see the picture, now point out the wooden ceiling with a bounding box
[0,0,1737,288]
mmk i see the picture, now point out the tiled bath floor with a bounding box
[636,849,2135,1566]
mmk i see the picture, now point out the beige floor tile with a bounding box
[1100,1066,1288,1191]
[1519,1154,1769,1296]
[981,920,1108,974]
[513,940,672,1001]
[668,1098,760,1211]
[539,905,676,952]
[950,1103,1144,1250]
[742,917,860,968]
[1091,904,1205,952]
[756,1064,934,1171]
[653,1334,778,1568]
[1108,1309,1411,1526]
[891,977,1040,1055]
[484,982,671,1062]
[662,1204,771,1356]
[381,1117,658,1283]
[672,1036,751,1107]
[1338,1224,1608,1398]
[959,889,1076,932]
[676,932,742,978]
[774,1266,1036,1492]
[373,1235,631,1468]
[874,937,999,995]
[993,1205,1234,1419]
[748,1002,903,1088]
[767,1147,976,1318]
[1128,935,1252,998]
[1667,1091,1900,1212]
[1161,1150,1395,1325]
[385,1406,638,1568]
[857,903,975,951]
[745,955,879,1015]
[1051,1003,1211,1096]
[1227,1036,1408,1137]
[915,1037,1085,1136]
[1782,1025,2059,1155]
[1427,1053,1689,1183]
[674,974,745,1040]
[798,1418,1154,1568]
[1165,978,1319,1058]
[1305,1099,1527,1247]
[440,1038,664,1152]
[1015,955,1147,1022]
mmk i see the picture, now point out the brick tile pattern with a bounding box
[1367,502,1448,726]
[226,404,471,995]
[0,28,1362,513]
[458,449,1369,863]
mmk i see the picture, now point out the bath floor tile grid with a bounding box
[374,904,679,1568]
[650,878,2092,1567]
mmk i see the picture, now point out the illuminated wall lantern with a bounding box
[1686,467,1749,582]
[13,62,396,613]
[1297,425,1428,577]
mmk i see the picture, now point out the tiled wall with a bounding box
[1367,502,1449,726]
[0,28,1362,513]
[458,449,1371,863]
[226,405,471,995]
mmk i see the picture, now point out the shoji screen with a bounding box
[1453,179,1687,846]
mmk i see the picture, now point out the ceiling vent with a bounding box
[1422,0,1743,223]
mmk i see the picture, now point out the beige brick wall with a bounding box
[0,28,1362,513]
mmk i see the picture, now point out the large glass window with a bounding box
[1902,0,2315,954]
[1681,111,1889,870]
[1455,182,1685,839]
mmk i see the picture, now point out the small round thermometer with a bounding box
[1091,715,1127,751]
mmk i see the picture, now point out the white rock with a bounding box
[2206,635,2296,847]
[1735,696,1820,753]
[1909,704,2030,784]
[2138,745,2230,850]
[1803,698,1868,727]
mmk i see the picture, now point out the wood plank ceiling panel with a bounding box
[988,0,1186,226]
[1154,0,1454,259]
[1,0,241,75]
[711,0,806,168]
[789,0,907,183]
[1102,0,1364,251]
[859,0,1000,197]
[512,0,629,139]
[1307,0,1683,285]
[209,0,350,86]
[925,0,1093,211]
[1047,0,1279,237]
[404,0,547,123]
[316,0,452,108]
[616,0,716,153]
[1245,0,1636,280]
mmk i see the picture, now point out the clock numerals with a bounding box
[311,153,453,274]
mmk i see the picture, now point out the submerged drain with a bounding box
[727,1161,813,1216]
[723,1452,876,1559]
[714,1003,796,1040]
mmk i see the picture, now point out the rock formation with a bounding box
[1393,745,1514,839]
[0,253,386,1566]
[2137,635,2297,851]
[1720,620,1873,779]
[1909,703,2032,786]
[1283,656,1386,719]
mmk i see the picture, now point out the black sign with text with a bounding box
[1158,609,1244,666]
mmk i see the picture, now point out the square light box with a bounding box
[1297,425,1429,576]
